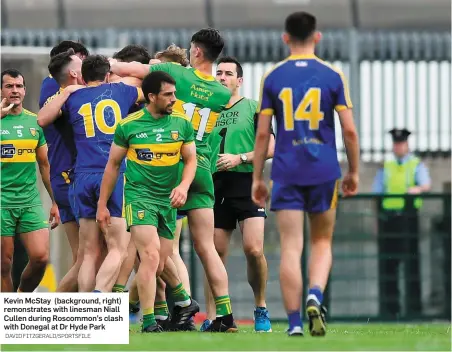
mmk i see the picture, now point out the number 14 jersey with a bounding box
[62,82,140,173]
[149,63,231,170]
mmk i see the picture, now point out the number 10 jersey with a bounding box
[149,63,231,170]
[62,82,140,173]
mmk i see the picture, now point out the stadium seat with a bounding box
[4,0,59,29]
[63,0,207,29]
[357,0,451,30]
[211,0,353,29]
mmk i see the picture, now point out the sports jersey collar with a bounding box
[287,54,317,60]
[193,69,215,81]
[225,97,245,110]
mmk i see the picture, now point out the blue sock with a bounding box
[287,311,302,330]
[93,290,102,293]
[308,286,323,304]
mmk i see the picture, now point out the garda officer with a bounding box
[372,128,431,318]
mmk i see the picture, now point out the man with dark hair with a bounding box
[38,54,143,294]
[97,71,197,333]
[109,28,238,332]
[252,11,360,336]
[50,40,90,59]
[38,50,85,293]
[201,56,275,332]
[113,44,151,65]
[1,68,60,292]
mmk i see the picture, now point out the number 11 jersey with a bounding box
[62,82,140,173]
[149,63,231,170]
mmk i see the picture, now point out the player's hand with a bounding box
[408,186,422,194]
[96,205,111,234]
[64,85,85,94]
[49,202,60,230]
[1,98,14,118]
[252,179,268,208]
[217,154,241,171]
[108,58,118,66]
[170,184,188,208]
[149,59,161,65]
[342,171,359,197]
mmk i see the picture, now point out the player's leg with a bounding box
[202,197,235,330]
[16,206,50,292]
[12,235,28,292]
[129,258,141,315]
[238,198,271,332]
[1,209,16,291]
[78,219,102,292]
[271,182,305,336]
[158,208,199,330]
[132,225,161,333]
[94,173,130,292]
[305,179,340,337]
[155,277,170,329]
[171,216,191,294]
[183,166,236,332]
[113,240,137,293]
[56,219,80,292]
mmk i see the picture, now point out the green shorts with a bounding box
[124,201,176,240]
[1,206,48,237]
[178,163,215,212]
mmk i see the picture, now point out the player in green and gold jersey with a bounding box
[203,57,275,332]
[109,29,238,332]
[0,69,60,292]
[96,71,199,333]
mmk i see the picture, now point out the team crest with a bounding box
[137,210,145,220]
[171,130,179,140]
[29,128,36,136]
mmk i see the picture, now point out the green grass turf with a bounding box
[2,323,450,351]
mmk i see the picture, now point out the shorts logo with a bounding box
[137,210,145,220]
[29,128,36,136]
[171,131,179,141]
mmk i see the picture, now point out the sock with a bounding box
[142,308,156,329]
[307,286,323,305]
[215,295,232,317]
[171,283,191,307]
[112,284,125,293]
[154,301,169,320]
[288,310,302,330]
[129,299,139,306]
[93,290,102,293]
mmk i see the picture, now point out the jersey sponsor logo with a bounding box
[216,111,239,127]
[171,131,179,140]
[1,144,16,158]
[1,130,10,135]
[135,133,148,138]
[137,210,145,219]
[135,148,178,161]
[30,128,36,137]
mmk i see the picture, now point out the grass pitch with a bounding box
[2,323,450,351]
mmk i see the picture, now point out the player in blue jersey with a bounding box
[42,49,85,292]
[38,55,144,293]
[252,12,360,337]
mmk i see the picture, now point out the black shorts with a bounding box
[214,196,267,230]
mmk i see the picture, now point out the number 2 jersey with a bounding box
[149,63,231,170]
[258,54,353,186]
[62,82,140,173]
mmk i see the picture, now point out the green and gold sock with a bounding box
[112,284,125,293]
[154,301,169,320]
[142,308,157,329]
[215,295,232,317]
[171,283,191,307]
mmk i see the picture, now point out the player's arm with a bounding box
[338,108,359,174]
[109,61,151,80]
[114,76,143,88]
[170,141,197,208]
[37,85,83,127]
[36,143,60,229]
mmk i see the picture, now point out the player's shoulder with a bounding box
[170,111,191,125]
[243,97,259,109]
[23,108,37,118]
[119,109,146,127]
[263,59,292,82]
[312,57,346,79]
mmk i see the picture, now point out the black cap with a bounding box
[389,128,411,142]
